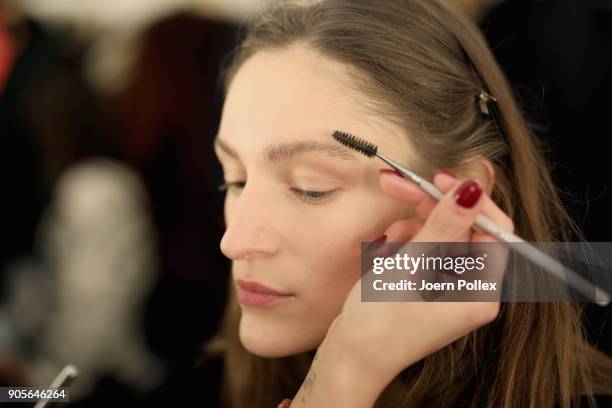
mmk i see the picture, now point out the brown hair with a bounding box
[207,0,612,406]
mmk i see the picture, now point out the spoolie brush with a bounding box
[331,129,610,306]
[332,130,378,157]
[332,130,441,199]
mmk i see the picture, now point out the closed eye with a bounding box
[289,188,338,203]
[218,181,338,204]
[218,181,246,191]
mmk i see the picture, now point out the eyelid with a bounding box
[218,177,341,204]
[289,187,340,204]
[218,181,246,191]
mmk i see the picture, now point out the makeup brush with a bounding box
[332,130,610,307]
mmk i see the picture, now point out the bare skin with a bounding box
[291,171,513,407]
[215,44,512,407]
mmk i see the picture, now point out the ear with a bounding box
[462,157,495,196]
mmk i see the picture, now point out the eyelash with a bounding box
[217,181,338,204]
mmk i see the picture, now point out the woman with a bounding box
[207,0,612,406]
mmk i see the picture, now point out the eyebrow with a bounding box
[214,135,358,162]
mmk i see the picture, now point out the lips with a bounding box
[235,278,294,307]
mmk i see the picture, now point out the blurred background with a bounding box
[0,0,610,406]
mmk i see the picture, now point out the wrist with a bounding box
[326,318,408,382]
[325,328,397,390]
[290,329,396,408]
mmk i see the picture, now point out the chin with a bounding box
[238,315,320,357]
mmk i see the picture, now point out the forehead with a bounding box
[219,44,410,159]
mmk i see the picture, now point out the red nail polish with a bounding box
[454,180,482,208]
[365,234,387,252]
[277,399,292,408]
[373,234,387,244]
[379,168,404,178]
[436,168,456,178]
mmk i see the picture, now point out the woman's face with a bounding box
[216,45,414,357]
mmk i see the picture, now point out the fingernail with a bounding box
[436,168,456,178]
[365,234,387,252]
[454,180,482,208]
[379,168,404,178]
[277,399,292,408]
[373,234,387,244]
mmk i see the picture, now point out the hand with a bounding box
[326,170,514,382]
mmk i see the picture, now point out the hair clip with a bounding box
[477,90,497,116]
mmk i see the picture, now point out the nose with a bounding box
[219,182,280,261]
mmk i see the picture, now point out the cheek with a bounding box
[293,191,413,310]
[239,238,362,357]
[237,188,414,356]
[295,227,363,320]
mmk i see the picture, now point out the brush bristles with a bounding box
[331,130,378,158]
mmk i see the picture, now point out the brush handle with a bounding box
[377,153,610,306]
[417,178,524,244]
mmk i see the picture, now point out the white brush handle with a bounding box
[376,152,610,306]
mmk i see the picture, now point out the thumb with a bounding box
[412,179,484,243]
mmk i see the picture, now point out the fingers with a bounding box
[379,170,458,219]
[379,169,515,241]
[412,178,485,242]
